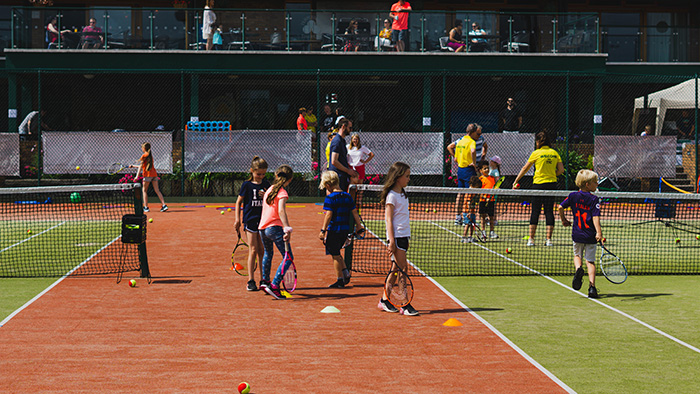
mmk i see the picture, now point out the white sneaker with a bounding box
[526,240,535,247]
[143,206,150,212]
[461,236,473,243]
[545,239,554,247]
[490,231,499,239]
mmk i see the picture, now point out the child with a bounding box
[478,161,498,239]
[461,176,481,243]
[234,156,270,291]
[318,171,364,288]
[259,165,295,299]
[130,142,167,212]
[489,155,502,183]
[558,169,603,299]
[378,162,418,316]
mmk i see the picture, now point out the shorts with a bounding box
[447,42,466,50]
[479,200,495,216]
[244,220,260,233]
[391,29,407,43]
[395,237,410,251]
[457,166,477,188]
[351,164,366,180]
[142,176,157,182]
[338,172,350,192]
[573,242,597,262]
[325,231,348,256]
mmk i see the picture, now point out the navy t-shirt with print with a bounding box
[560,191,600,244]
[239,180,271,225]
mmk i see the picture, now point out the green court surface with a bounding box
[437,275,700,394]
[1,219,130,277]
[360,218,700,276]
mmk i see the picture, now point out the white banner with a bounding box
[185,130,313,173]
[323,132,444,175]
[595,135,675,178]
[449,132,535,176]
[0,133,20,176]
[43,132,173,175]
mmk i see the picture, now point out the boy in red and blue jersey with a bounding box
[559,169,604,299]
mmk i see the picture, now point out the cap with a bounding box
[490,155,502,165]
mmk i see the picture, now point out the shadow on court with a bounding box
[603,293,673,301]
[424,307,503,314]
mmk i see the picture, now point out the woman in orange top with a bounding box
[130,142,168,212]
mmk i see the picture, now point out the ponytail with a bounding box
[266,165,293,205]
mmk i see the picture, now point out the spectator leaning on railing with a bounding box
[389,0,412,52]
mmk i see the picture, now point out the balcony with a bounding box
[12,7,601,55]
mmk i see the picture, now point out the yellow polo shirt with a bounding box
[528,146,562,184]
[455,135,476,168]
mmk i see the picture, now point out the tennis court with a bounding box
[2,192,700,393]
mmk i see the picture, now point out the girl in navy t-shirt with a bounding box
[234,156,271,291]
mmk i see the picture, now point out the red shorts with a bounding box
[351,164,366,180]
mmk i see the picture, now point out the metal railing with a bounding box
[12,7,601,54]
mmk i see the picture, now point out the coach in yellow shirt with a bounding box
[513,131,564,247]
[447,123,481,225]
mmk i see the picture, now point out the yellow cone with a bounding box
[443,318,463,327]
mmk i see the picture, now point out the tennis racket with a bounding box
[281,241,297,292]
[472,222,486,242]
[384,262,414,309]
[231,234,252,276]
[342,226,366,249]
[599,242,627,284]
[108,162,127,175]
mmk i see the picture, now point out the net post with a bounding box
[132,183,151,278]
[345,184,356,272]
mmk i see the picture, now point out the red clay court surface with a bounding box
[1,203,571,393]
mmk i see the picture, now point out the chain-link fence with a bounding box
[3,70,699,196]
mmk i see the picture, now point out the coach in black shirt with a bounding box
[499,97,523,133]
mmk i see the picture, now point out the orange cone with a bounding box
[443,318,463,327]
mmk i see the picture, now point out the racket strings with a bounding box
[601,253,626,281]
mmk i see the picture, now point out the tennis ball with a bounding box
[221,211,225,215]
[675,238,681,244]
[696,235,700,240]
[227,208,232,212]
[238,382,250,394]
[75,166,80,170]
[129,279,136,287]
[27,229,32,234]
[506,247,512,254]
[148,218,153,223]
[522,235,529,240]
[433,209,437,213]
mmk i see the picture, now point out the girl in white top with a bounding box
[377,162,418,316]
[346,133,374,181]
[202,0,216,50]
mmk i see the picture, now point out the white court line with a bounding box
[362,221,574,393]
[430,220,700,355]
[0,221,66,253]
[0,235,121,328]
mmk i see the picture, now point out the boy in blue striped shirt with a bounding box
[319,171,364,288]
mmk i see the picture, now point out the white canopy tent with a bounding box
[633,78,699,135]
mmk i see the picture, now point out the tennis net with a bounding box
[0,183,147,278]
[349,185,700,276]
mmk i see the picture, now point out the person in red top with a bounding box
[296,108,308,131]
[389,0,412,52]
[130,142,168,213]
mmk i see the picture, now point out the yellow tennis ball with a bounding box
[425,208,429,212]
[696,235,700,241]
[506,247,512,254]
[75,166,80,170]
[238,382,250,394]
[523,235,529,240]
[227,208,232,212]
[433,209,437,213]
[675,238,681,243]
[27,229,32,234]
[148,218,153,223]
[129,279,136,287]
[221,211,225,215]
